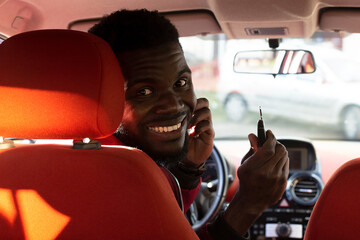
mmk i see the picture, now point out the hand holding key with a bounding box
[222,107,289,235]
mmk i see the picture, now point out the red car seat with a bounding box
[0,30,198,240]
[304,157,360,240]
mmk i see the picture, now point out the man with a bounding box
[89,9,289,240]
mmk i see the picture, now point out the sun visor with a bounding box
[320,8,360,33]
[68,10,221,37]
[161,11,221,37]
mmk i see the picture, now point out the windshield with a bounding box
[180,33,360,141]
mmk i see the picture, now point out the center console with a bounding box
[250,139,324,240]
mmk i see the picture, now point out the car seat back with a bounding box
[304,157,360,240]
[0,30,198,240]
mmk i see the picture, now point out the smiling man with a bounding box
[115,43,201,166]
[89,9,289,240]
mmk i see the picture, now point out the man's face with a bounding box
[116,42,197,163]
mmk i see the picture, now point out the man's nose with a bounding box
[154,91,184,114]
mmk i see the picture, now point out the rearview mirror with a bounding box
[233,50,315,75]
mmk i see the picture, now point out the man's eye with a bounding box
[175,79,187,87]
[138,88,153,96]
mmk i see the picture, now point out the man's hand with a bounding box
[223,130,289,235]
[183,98,215,167]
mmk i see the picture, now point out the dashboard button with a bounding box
[276,223,292,238]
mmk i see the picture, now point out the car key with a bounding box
[258,106,266,147]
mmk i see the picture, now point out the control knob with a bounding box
[276,223,291,238]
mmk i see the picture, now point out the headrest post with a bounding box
[73,139,101,150]
[0,137,15,149]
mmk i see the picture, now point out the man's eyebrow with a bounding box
[126,67,192,89]
[178,66,192,77]
[126,78,156,89]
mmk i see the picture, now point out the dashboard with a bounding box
[250,139,323,240]
[203,138,325,240]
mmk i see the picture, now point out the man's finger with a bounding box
[194,98,210,111]
[260,130,277,149]
[273,145,288,172]
[248,133,258,152]
[283,155,290,177]
[263,142,287,169]
[192,120,214,140]
[241,134,257,164]
[190,107,212,127]
[241,148,254,164]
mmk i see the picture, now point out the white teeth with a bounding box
[149,123,182,133]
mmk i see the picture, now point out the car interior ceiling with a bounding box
[0,1,358,39]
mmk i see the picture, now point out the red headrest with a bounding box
[0,30,124,139]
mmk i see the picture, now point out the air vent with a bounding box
[294,178,319,201]
[287,173,323,206]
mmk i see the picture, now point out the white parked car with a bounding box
[217,44,360,140]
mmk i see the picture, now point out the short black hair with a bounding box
[88,9,180,55]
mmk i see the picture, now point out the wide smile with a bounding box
[148,122,181,133]
[147,115,187,137]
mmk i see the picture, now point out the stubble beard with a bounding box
[114,124,189,167]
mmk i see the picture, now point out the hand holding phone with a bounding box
[257,106,266,147]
